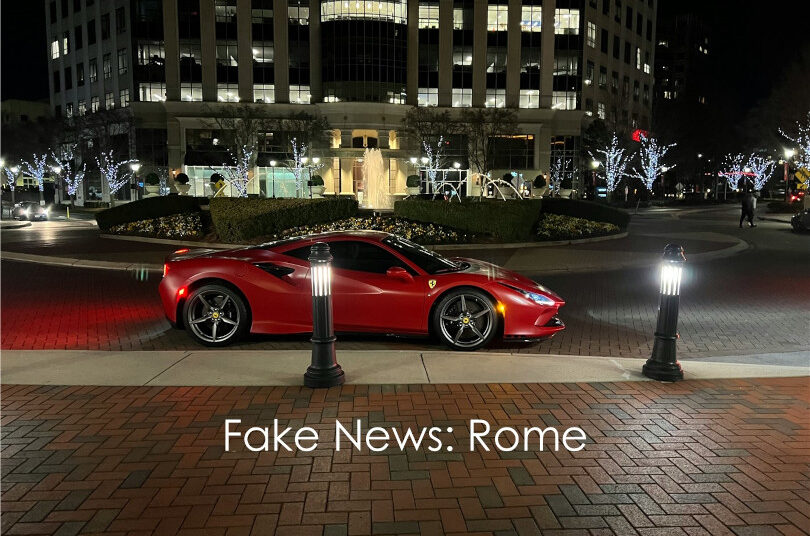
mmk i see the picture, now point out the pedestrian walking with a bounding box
[740,189,757,228]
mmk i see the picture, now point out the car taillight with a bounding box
[163,263,169,277]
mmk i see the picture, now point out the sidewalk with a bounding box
[2,377,808,535]
[2,349,807,386]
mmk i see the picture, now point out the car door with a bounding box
[326,240,427,333]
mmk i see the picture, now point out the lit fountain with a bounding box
[362,148,391,209]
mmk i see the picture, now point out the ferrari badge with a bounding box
[428,279,437,289]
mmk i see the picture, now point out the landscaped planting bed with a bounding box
[536,213,620,241]
[256,216,479,245]
[107,212,204,240]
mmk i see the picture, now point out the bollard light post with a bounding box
[643,244,686,381]
[304,242,345,388]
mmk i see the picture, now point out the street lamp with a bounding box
[409,156,418,165]
[661,166,669,200]
[304,242,345,388]
[642,244,686,382]
[420,156,429,165]
[783,148,794,202]
[590,160,600,198]
[130,162,142,201]
[269,160,277,198]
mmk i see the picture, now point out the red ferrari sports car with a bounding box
[159,231,565,350]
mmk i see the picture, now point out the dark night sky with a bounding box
[1,1,806,111]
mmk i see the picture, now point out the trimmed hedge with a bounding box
[394,198,543,241]
[210,197,359,243]
[541,198,631,229]
[96,196,208,232]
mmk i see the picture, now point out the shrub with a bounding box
[108,212,203,239]
[272,216,477,245]
[210,173,224,184]
[96,196,207,232]
[532,174,546,188]
[145,173,160,186]
[175,173,189,185]
[210,197,359,243]
[541,197,631,228]
[309,175,324,187]
[536,213,619,241]
[406,175,420,188]
[394,198,542,241]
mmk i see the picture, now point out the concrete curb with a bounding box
[0,251,162,272]
[758,215,794,224]
[1,349,806,386]
[99,231,630,251]
[0,221,32,230]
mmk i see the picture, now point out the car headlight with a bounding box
[499,283,556,306]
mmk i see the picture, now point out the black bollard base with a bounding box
[642,359,683,382]
[304,364,345,388]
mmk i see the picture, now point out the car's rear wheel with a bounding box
[183,284,249,347]
[432,288,498,351]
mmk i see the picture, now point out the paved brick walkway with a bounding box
[2,378,809,535]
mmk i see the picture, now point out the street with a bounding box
[1,206,808,362]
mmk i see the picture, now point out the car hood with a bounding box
[452,257,563,301]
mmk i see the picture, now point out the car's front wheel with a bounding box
[183,284,249,347]
[432,288,499,351]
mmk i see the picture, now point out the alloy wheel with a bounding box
[187,289,241,344]
[438,293,494,349]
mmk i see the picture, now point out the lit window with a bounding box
[487,4,508,32]
[119,89,130,107]
[418,3,439,28]
[105,92,115,109]
[289,85,311,104]
[587,22,597,47]
[551,92,577,110]
[554,9,579,35]
[89,59,98,82]
[65,103,74,118]
[78,100,86,116]
[217,83,240,102]
[118,48,128,75]
[90,96,99,113]
[636,47,641,70]
[62,32,69,55]
[103,53,112,79]
[486,89,506,108]
[253,84,275,103]
[452,7,469,29]
[137,43,165,65]
[181,83,203,102]
[321,0,407,24]
[418,87,438,107]
[519,89,540,109]
[139,82,166,102]
[51,39,60,59]
[520,6,542,32]
[452,88,472,108]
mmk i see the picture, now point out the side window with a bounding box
[284,241,405,274]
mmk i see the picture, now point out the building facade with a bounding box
[46,0,656,200]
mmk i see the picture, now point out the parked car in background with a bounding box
[12,201,49,221]
[791,209,810,233]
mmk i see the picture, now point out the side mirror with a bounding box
[386,266,414,283]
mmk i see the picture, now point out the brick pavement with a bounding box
[2,378,809,535]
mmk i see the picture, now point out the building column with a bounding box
[309,3,322,103]
[237,0,253,103]
[273,0,290,103]
[505,0,521,108]
[536,124,552,177]
[406,0,419,106]
[438,0,453,107]
[163,0,181,101]
[167,119,184,181]
[540,0,556,109]
[472,0,487,107]
[340,157,354,195]
[200,1,217,101]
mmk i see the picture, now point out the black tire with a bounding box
[431,288,499,351]
[183,284,249,347]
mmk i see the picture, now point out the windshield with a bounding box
[383,235,461,274]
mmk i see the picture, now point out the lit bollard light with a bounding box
[642,244,686,382]
[304,242,345,388]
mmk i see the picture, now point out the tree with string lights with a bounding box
[21,153,50,205]
[2,163,20,207]
[744,154,776,192]
[779,111,810,169]
[95,150,136,207]
[51,144,85,205]
[630,135,676,193]
[215,145,255,198]
[722,153,747,194]
[589,134,630,198]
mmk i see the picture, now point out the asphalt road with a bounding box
[1,206,808,363]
